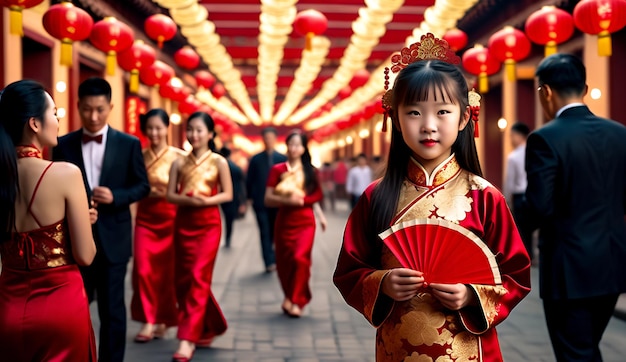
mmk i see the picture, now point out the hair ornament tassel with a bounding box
[468,88,481,138]
[381,67,391,132]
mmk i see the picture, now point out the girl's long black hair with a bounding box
[139,108,170,135]
[188,111,216,152]
[369,60,483,235]
[0,80,48,240]
[286,131,318,194]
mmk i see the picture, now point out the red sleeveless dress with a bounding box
[0,162,97,361]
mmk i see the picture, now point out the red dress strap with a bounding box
[27,162,54,227]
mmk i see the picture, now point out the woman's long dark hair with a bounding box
[139,108,169,135]
[187,111,216,152]
[286,131,317,194]
[369,60,482,235]
[0,80,48,239]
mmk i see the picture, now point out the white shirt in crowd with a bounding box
[82,124,109,190]
[346,165,372,197]
[503,143,526,203]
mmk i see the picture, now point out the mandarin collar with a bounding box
[406,154,461,187]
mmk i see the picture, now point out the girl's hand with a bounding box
[319,215,327,231]
[382,268,424,301]
[429,283,476,310]
[288,193,304,206]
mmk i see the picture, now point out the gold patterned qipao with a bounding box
[274,164,306,198]
[178,150,220,197]
[144,146,186,193]
[1,221,74,270]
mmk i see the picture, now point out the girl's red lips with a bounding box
[420,139,438,146]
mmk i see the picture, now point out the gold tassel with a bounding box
[60,39,73,67]
[597,30,612,57]
[106,51,116,76]
[130,69,140,94]
[305,32,313,51]
[505,59,516,82]
[545,41,557,57]
[479,73,489,94]
[157,35,164,49]
[9,6,23,36]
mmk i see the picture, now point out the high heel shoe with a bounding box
[287,304,302,318]
[196,337,214,348]
[281,299,293,315]
[134,333,153,343]
[153,324,167,339]
[172,351,194,362]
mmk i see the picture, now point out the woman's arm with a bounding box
[264,186,303,207]
[62,163,96,266]
[199,157,233,206]
[312,202,327,231]
[166,159,196,206]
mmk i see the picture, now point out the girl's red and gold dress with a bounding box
[174,150,227,343]
[131,146,185,328]
[267,162,323,308]
[334,155,531,361]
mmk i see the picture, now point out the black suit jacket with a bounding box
[52,127,150,264]
[525,105,626,300]
[246,150,287,209]
[221,159,246,215]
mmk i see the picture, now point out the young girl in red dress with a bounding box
[333,34,531,361]
[0,80,97,361]
[264,131,324,317]
[167,111,232,361]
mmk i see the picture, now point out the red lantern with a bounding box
[90,17,134,76]
[0,0,44,36]
[178,95,201,115]
[294,9,328,50]
[525,6,575,57]
[443,28,468,52]
[159,78,189,103]
[462,44,501,93]
[338,86,352,100]
[195,70,215,89]
[174,46,201,70]
[350,69,370,89]
[144,14,177,49]
[42,2,93,67]
[212,83,226,99]
[488,26,531,81]
[139,60,174,87]
[118,40,156,94]
[574,0,626,57]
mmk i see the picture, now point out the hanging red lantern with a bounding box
[42,2,93,67]
[338,86,352,100]
[294,9,328,50]
[212,83,226,99]
[159,78,189,102]
[488,26,532,81]
[90,17,134,76]
[349,69,370,89]
[178,95,201,115]
[118,40,156,94]
[139,60,174,87]
[573,0,626,57]
[462,44,501,93]
[194,70,216,89]
[174,46,201,70]
[443,28,468,52]
[0,0,44,36]
[144,14,177,49]
[525,6,575,57]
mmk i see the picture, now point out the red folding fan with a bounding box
[378,218,501,286]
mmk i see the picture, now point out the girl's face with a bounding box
[186,117,213,150]
[286,134,305,161]
[396,87,469,172]
[145,116,168,148]
[40,92,59,148]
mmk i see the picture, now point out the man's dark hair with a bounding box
[261,127,278,136]
[78,77,112,102]
[219,146,232,158]
[511,122,530,137]
[535,53,586,98]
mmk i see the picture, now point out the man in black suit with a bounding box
[246,127,287,272]
[219,146,246,248]
[53,77,149,361]
[526,53,626,362]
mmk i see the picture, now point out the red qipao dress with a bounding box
[333,155,531,361]
[267,162,323,308]
[131,146,185,327]
[174,150,227,342]
[0,155,96,361]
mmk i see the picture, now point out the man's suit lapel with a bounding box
[99,127,117,186]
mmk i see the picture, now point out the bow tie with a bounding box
[82,134,103,144]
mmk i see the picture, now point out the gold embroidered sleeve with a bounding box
[458,284,507,335]
[363,269,395,327]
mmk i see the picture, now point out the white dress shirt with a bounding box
[82,125,109,190]
[503,143,527,203]
[346,165,373,196]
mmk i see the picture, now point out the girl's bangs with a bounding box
[399,69,458,106]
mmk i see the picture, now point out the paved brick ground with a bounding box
[88,200,626,361]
